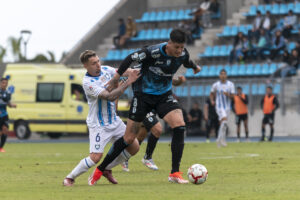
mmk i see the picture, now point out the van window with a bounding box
[71,84,87,102]
[37,83,64,102]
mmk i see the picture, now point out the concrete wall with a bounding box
[224,0,244,19]
[62,0,147,65]
[148,0,189,8]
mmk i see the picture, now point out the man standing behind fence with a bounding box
[260,86,279,142]
[232,86,249,142]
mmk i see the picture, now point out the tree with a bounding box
[0,46,6,63]
[7,36,23,62]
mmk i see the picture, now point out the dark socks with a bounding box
[97,137,128,172]
[270,128,274,141]
[144,133,159,159]
[0,134,7,148]
[246,131,249,139]
[261,127,265,140]
[171,126,185,174]
[237,131,240,139]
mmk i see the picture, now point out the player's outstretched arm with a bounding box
[100,69,140,101]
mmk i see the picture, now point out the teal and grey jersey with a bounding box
[117,42,197,95]
[0,90,11,117]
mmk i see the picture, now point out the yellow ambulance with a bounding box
[3,64,130,139]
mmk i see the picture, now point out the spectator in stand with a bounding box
[229,32,244,64]
[295,40,300,55]
[200,0,212,28]
[282,10,297,39]
[113,18,126,49]
[252,29,271,60]
[178,21,194,44]
[271,49,300,78]
[119,16,137,48]
[262,11,276,37]
[204,97,219,143]
[248,11,263,43]
[238,36,252,63]
[268,30,286,62]
[188,102,203,135]
[209,0,220,18]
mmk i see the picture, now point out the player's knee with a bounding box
[89,153,102,163]
[151,125,162,138]
[123,134,136,145]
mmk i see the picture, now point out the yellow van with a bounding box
[3,64,130,139]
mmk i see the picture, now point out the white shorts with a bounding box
[89,120,126,153]
[216,109,230,121]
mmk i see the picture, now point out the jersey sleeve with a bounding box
[106,65,117,76]
[83,80,105,98]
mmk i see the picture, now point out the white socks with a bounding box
[106,149,131,170]
[66,157,96,179]
[217,120,227,144]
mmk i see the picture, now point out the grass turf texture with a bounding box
[1,142,300,200]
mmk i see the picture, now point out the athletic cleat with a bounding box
[88,168,103,186]
[63,178,75,186]
[142,158,158,170]
[0,148,6,153]
[121,161,129,172]
[168,172,189,184]
[103,170,118,184]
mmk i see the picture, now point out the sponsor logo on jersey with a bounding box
[151,53,161,59]
[138,52,146,61]
[154,61,164,65]
[166,59,171,66]
[95,144,100,150]
[149,67,172,77]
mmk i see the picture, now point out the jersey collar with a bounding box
[159,42,172,58]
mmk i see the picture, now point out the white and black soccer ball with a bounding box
[187,164,208,184]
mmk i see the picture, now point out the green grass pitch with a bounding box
[1,142,300,200]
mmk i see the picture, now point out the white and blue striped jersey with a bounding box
[83,65,122,128]
[211,80,235,111]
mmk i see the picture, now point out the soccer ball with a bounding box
[187,164,208,184]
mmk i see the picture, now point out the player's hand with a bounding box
[127,69,141,84]
[193,65,201,74]
[223,91,229,97]
[178,76,186,84]
[105,74,121,92]
[211,100,215,106]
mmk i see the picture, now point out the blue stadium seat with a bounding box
[212,46,220,57]
[112,50,121,61]
[199,66,209,77]
[190,86,197,97]
[170,10,177,21]
[162,10,171,21]
[288,42,296,51]
[196,86,204,96]
[175,86,182,97]
[258,84,266,95]
[265,4,272,12]
[182,86,188,97]
[208,66,217,77]
[231,26,238,36]
[271,4,280,15]
[204,85,211,96]
[243,84,250,95]
[184,9,192,20]
[177,9,185,20]
[160,28,168,39]
[287,3,295,12]
[139,12,149,23]
[238,25,247,35]
[167,28,172,37]
[261,63,269,75]
[104,50,115,61]
[219,45,227,56]
[201,46,213,57]
[279,4,288,15]
[155,11,164,21]
[254,64,262,75]
[269,63,278,74]
[251,84,258,95]
[231,65,238,76]
[246,64,254,76]
[224,65,231,76]
[247,5,257,16]
[223,26,231,36]
[273,83,280,94]
[257,5,266,15]
[185,68,194,78]
[145,29,153,40]
[152,29,160,40]
[238,64,246,76]
[216,65,224,76]
[120,49,129,59]
[226,45,233,56]
[296,2,300,14]
[148,11,157,22]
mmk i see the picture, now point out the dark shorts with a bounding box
[263,113,274,125]
[0,115,9,130]
[129,90,181,122]
[235,114,248,125]
[142,111,159,131]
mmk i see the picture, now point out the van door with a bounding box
[33,83,67,133]
[66,84,88,133]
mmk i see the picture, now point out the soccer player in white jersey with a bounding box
[210,69,235,147]
[63,50,140,186]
